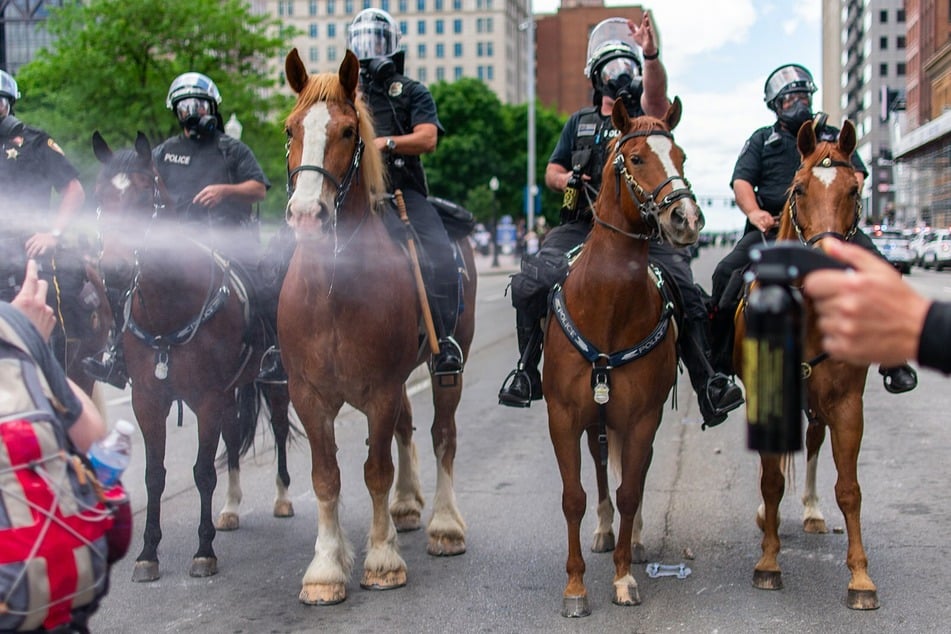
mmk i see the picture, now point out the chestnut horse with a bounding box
[544,97,703,617]
[280,49,476,605]
[734,120,878,610]
[91,131,293,582]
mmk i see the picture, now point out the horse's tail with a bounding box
[236,383,263,457]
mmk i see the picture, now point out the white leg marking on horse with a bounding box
[429,444,466,535]
[289,104,331,216]
[646,135,688,191]
[812,166,837,187]
[220,469,242,516]
[391,437,424,516]
[304,497,353,584]
[802,451,825,523]
[595,497,614,537]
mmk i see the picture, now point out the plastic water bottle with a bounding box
[87,419,135,488]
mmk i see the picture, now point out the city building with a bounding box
[824,0,906,225]
[272,0,531,105]
[0,0,66,74]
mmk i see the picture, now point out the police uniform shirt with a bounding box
[731,121,868,215]
[0,122,79,230]
[152,131,270,227]
[364,73,444,196]
[550,102,645,195]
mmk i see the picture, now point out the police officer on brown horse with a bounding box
[347,8,464,376]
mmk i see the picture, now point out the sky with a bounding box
[531,0,823,231]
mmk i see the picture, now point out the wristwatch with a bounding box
[50,228,62,239]
[385,137,397,152]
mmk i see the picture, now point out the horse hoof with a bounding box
[392,510,421,532]
[752,569,783,590]
[132,560,160,583]
[427,535,466,557]
[299,583,347,605]
[274,500,295,518]
[591,532,615,553]
[561,595,590,618]
[215,512,239,531]
[631,542,647,564]
[612,581,641,606]
[360,568,407,590]
[803,518,828,534]
[847,589,880,610]
[189,557,218,577]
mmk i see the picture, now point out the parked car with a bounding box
[871,235,915,275]
[919,231,951,271]
[908,229,947,266]
[470,223,491,256]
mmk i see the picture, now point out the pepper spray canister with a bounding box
[742,280,804,453]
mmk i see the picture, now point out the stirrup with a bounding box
[255,346,287,385]
[879,364,917,394]
[498,368,533,408]
[81,353,129,389]
[431,336,464,384]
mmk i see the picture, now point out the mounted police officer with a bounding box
[83,72,285,386]
[710,63,918,395]
[498,13,744,428]
[348,8,464,376]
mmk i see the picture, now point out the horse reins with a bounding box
[594,129,696,241]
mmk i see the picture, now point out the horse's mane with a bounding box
[286,72,387,209]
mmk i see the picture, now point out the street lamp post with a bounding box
[489,176,500,268]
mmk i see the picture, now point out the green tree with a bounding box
[16,0,297,219]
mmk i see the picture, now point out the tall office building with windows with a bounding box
[273,0,531,104]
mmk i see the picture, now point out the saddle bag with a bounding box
[0,343,123,632]
[510,250,571,321]
[427,196,476,241]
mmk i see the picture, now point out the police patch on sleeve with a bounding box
[388,82,403,97]
[577,123,597,137]
[47,138,66,156]
[738,139,751,157]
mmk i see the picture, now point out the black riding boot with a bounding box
[255,309,287,384]
[879,364,918,394]
[430,282,464,377]
[498,312,544,408]
[680,318,744,428]
[81,287,129,389]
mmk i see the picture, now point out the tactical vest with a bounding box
[569,103,644,200]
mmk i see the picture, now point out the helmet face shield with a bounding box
[764,64,816,107]
[0,96,10,119]
[600,58,640,86]
[174,97,212,123]
[0,70,19,112]
[165,72,222,111]
[349,9,401,61]
[584,17,641,81]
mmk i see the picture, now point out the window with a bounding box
[436,43,445,58]
[363,0,371,8]
[399,0,407,11]
[477,65,484,80]
[454,42,462,57]
[417,0,425,10]
[880,62,888,77]
[454,66,463,80]
[309,0,317,15]
[381,0,389,10]
[453,18,462,34]
[418,20,426,35]
[327,0,335,15]
[328,23,336,37]
[487,65,494,81]
[879,36,887,50]
[435,0,443,9]
[880,9,887,23]
[287,1,294,16]
[897,62,907,76]
[328,46,338,61]
[418,67,427,83]
[453,0,462,8]
[417,43,426,58]
[897,9,905,21]
[477,42,484,57]
[310,23,318,38]
[436,67,445,81]
[435,19,444,34]
[487,41,493,57]
[399,20,408,36]
[309,47,319,62]
[345,0,353,12]
[897,35,906,49]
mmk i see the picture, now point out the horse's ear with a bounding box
[340,50,360,100]
[134,131,152,161]
[285,48,308,95]
[665,96,682,131]
[611,99,631,134]
[797,120,817,158]
[91,131,112,165]
[838,119,857,156]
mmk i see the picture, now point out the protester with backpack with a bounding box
[1,259,128,633]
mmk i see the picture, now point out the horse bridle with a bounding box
[594,128,696,241]
[285,99,365,218]
[789,155,862,246]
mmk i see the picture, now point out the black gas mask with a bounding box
[367,56,396,83]
[175,97,217,140]
[775,91,814,133]
[598,57,643,115]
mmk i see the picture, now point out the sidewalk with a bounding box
[473,251,520,276]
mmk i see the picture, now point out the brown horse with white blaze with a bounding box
[543,97,703,617]
[280,48,476,605]
[734,119,879,610]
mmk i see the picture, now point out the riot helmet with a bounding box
[166,72,222,139]
[763,64,817,132]
[584,18,643,108]
[349,9,403,83]
[0,69,20,119]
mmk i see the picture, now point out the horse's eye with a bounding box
[628,154,643,165]
[793,184,805,196]
[342,127,355,140]
[285,128,293,139]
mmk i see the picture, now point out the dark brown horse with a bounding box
[91,131,293,582]
[543,98,703,617]
[280,49,476,605]
[734,120,878,610]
